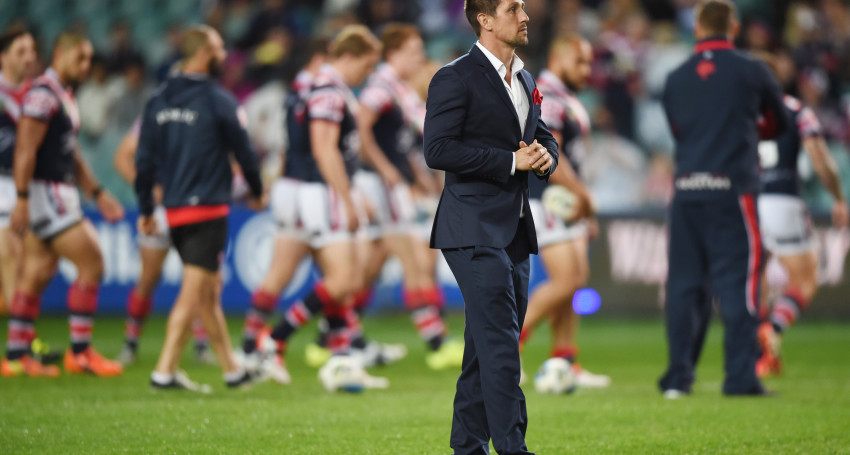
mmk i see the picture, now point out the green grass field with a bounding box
[0,314,848,454]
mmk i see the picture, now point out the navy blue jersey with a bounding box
[528,70,590,200]
[359,65,422,183]
[760,95,823,196]
[663,38,788,198]
[283,70,314,180]
[135,74,263,216]
[20,69,80,183]
[0,75,29,171]
[284,64,360,182]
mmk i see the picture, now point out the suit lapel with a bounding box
[471,46,522,136]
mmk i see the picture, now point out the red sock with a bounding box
[770,287,808,332]
[6,292,40,359]
[192,319,208,344]
[242,289,278,345]
[126,289,152,320]
[68,281,98,353]
[125,290,152,342]
[404,287,447,347]
[551,346,578,363]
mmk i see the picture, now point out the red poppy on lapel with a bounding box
[532,88,543,105]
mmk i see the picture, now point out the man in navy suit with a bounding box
[424,1,558,453]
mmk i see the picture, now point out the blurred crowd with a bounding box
[2,0,849,212]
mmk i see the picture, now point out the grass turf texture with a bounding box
[0,315,848,454]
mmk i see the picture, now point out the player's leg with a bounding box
[545,237,610,387]
[708,195,765,395]
[151,264,214,391]
[756,195,817,376]
[309,240,358,356]
[1,233,60,377]
[242,177,311,355]
[0,176,18,316]
[659,198,708,397]
[49,221,122,376]
[119,244,168,364]
[521,240,585,346]
[0,226,21,316]
[756,250,817,377]
[154,217,253,390]
[339,235,408,368]
[383,182,456,367]
[265,181,352,362]
[193,267,248,385]
[241,235,310,354]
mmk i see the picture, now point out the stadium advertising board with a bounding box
[37,209,850,318]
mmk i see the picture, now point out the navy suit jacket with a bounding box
[424,45,559,253]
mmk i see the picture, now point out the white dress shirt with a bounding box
[475,41,529,137]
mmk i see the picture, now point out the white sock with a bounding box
[223,367,246,383]
[151,371,174,384]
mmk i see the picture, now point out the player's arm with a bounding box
[217,92,264,205]
[74,150,125,222]
[757,62,789,139]
[10,116,48,235]
[424,67,514,183]
[356,105,403,186]
[134,108,159,218]
[113,128,139,184]
[547,131,593,220]
[310,119,358,231]
[408,153,440,196]
[804,134,848,228]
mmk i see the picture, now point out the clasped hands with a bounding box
[515,140,552,175]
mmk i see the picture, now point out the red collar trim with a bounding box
[694,40,734,53]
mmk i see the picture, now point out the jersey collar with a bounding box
[694,38,734,53]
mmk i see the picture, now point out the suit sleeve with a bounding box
[134,103,158,216]
[756,61,789,139]
[216,90,263,199]
[424,66,514,184]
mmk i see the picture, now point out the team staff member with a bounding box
[754,54,848,377]
[112,119,212,366]
[425,0,558,453]
[2,32,125,377]
[519,35,609,388]
[659,0,787,397]
[0,28,36,317]
[135,26,264,390]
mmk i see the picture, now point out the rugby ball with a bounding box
[534,357,577,394]
[318,355,365,393]
[542,184,579,221]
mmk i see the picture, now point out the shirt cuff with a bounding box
[510,153,516,176]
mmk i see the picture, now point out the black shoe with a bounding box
[225,369,266,389]
[724,383,774,397]
[151,371,212,393]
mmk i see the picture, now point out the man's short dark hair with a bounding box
[0,27,31,55]
[464,0,502,37]
[697,0,737,36]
